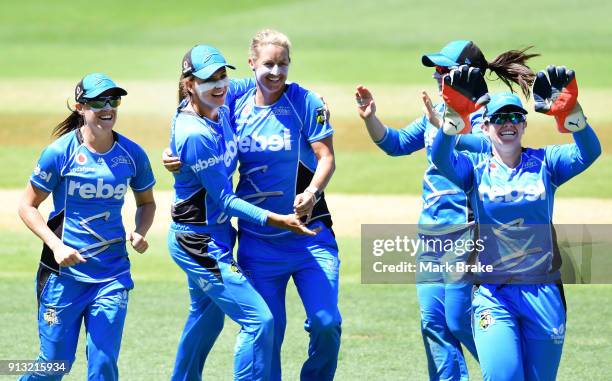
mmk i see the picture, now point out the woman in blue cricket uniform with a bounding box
[164,32,340,381]
[431,65,601,381]
[232,29,340,381]
[167,44,317,381]
[355,40,537,381]
[18,73,156,380]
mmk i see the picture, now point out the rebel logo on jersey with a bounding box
[478,180,546,203]
[67,178,128,200]
[238,130,292,153]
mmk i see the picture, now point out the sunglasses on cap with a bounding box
[488,112,526,125]
[82,96,122,110]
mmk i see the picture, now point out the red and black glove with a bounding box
[441,65,490,135]
[533,65,586,133]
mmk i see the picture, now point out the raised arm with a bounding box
[355,85,426,156]
[431,128,475,191]
[429,65,492,190]
[546,125,601,186]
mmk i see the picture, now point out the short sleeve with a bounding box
[30,145,62,193]
[226,78,256,106]
[301,90,334,143]
[130,146,156,192]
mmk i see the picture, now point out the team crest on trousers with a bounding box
[43,308,60,326]
[230,260,241,274]
[478,310,495,330]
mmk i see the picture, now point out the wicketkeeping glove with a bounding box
[533,65,586,133]
[441,65,490,135]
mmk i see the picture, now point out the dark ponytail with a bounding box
[486,47,539,99]
[52,109,84,138]
[178,75,191,105]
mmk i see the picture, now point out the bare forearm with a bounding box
[363,115,387,142]
[134,202,156,236]
[310,154,335,192]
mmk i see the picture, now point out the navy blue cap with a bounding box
[181,45,235,80]
[75,73,127,102]
[422,40,488,69]
[486,92,528,116]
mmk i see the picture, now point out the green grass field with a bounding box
[2,232,611,380]
[1,1,611,379]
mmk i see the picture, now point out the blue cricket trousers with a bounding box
[473,284,566,381]
[237,224,341,381]
[168,226,274,381]
[20,267,132,381]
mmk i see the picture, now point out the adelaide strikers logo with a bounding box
[230,260,242,274]
[43,308,59,326]
[478,310,495,330]
[76,152,87,165]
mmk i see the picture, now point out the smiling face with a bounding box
[483,110,528,153]
[77,99,119,132]
[187,67,228,117]
[249,44,290,95]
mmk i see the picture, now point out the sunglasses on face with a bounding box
[488,112,526,125]
[82,97,122,110]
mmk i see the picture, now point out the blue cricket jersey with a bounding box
[228,81,334,238]
[431,125,601,283]
[376,103,488,233]
[169,99,269,234]
[30,129,155,283]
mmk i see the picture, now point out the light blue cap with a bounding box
[181,45,235,80]
[75,73,127,102]
[422,40,487,69]
[486,92,528,116]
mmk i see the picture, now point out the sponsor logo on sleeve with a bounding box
[33,164,53,182]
